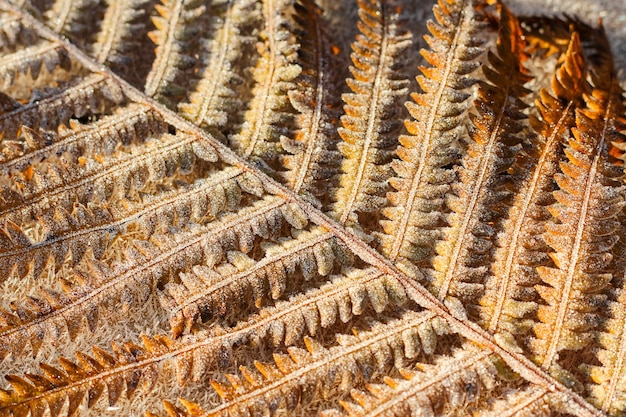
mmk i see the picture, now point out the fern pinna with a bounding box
[0,0,626,416]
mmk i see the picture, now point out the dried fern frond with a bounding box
[227,0,300,170]
[278,0,343,199]
[331,0,411,227]
[0,332,203,417]
[575,26,626,417]
[323,344,498,417]
[378,0,484,278]
[0,0,625,416]
[529,34,625,382]
[177,0,260,139]
[144,0,213,106]
[92,0,154,86]
[480,31,587,336]
[429,2,528,307]
[203,310,447,417]
[0,74,124,141]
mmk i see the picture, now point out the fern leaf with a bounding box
[144,0,212,107]
[582,25,626,165]
[0,164,243,281]
[0,267,410,412]
[149,400,206,417]
[227,0,300,168]
[168,266,406,350]
[529,47,625,375]
[278,0,342,198]
[519,16,595,60]
[0,131,209,227]
[324,344,497,417]
[0,333,180,416]
[177,0,260,138]
[480,32,587,335]
[429,3,528,305]
[175,311,447,416]
[2,1,626,416]
[241,266,410,347]
[0,309,438,416]
[331,0,411,226]
[0,103,164,173]
[0,74,124,142]
[0,203,114,280]
[92,0,154,86]
[0,191,292,359]
[163,226,354,335]
[2,264,406,405]
[576,31,626,414]
[378,0,483,273]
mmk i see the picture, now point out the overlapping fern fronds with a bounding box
[0,0,626,416]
